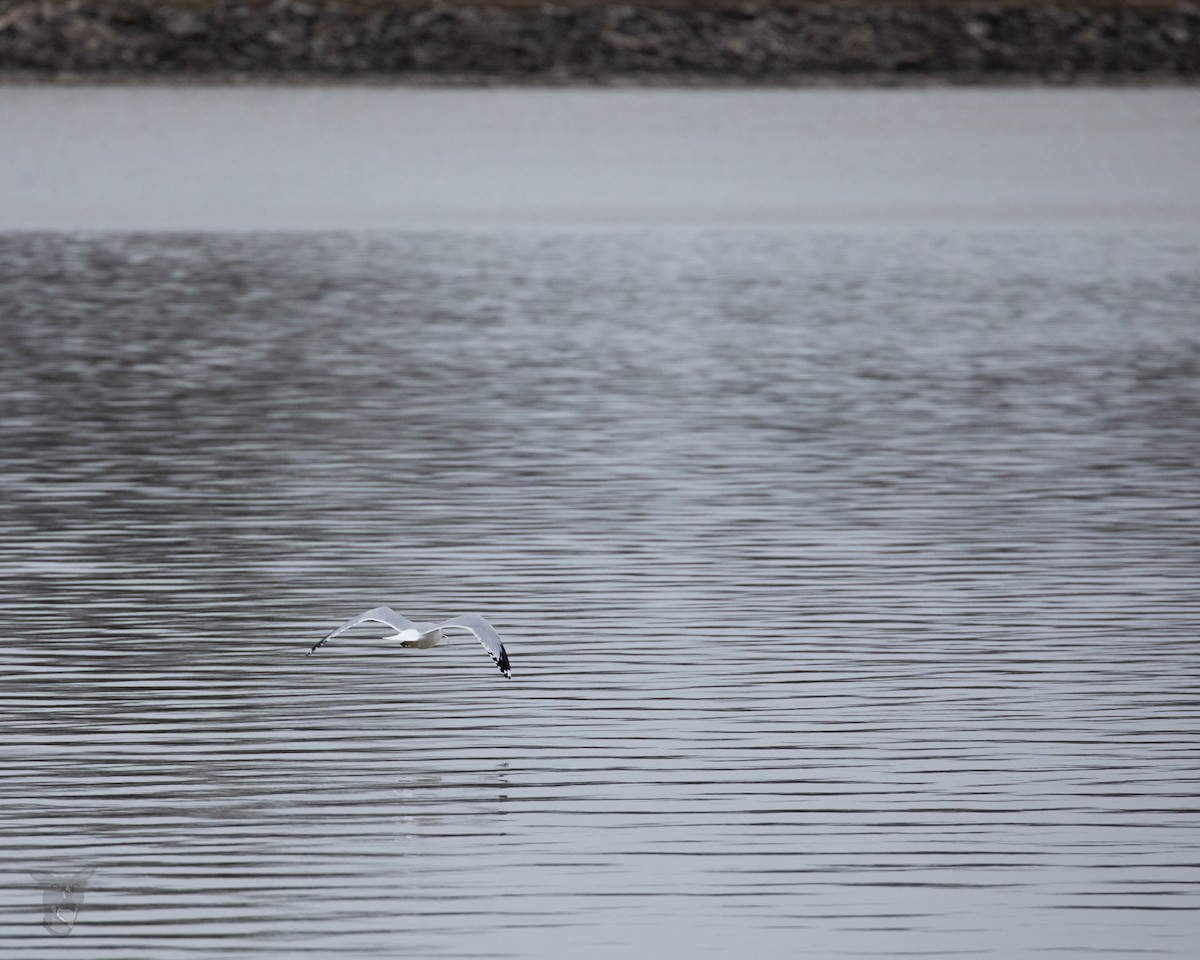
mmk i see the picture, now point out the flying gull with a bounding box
[307,606,511,678]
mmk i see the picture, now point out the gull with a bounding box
[307,606,511,678]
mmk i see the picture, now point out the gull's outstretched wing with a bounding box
[307,606,418,656]
[437,614,512,678]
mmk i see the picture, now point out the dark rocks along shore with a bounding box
[0,1,1196,81]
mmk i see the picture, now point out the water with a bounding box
[3,87,1199,229]
[2,81,1200,955]
[1,225,1197,957]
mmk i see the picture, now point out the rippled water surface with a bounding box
[1,229,1198,958]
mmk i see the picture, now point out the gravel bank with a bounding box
[0,1,1196,82]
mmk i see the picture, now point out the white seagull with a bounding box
[307,606,511,678]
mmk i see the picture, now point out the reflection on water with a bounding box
[0,230,1198,957]
[29,867,93,937]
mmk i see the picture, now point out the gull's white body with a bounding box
[307,606,511,678]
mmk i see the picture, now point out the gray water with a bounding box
[1,226,1198,958]
[3,87,1199,229]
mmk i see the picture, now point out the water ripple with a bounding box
[0,229,1198,958]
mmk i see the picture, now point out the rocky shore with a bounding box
[0,0,1196,82]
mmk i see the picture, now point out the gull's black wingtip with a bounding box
[306,636,329,657]
[497,647,512,679]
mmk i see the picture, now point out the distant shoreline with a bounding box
[1,1,1196,83]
